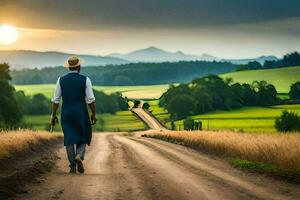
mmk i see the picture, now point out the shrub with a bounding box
[184,118,195,130]
[133,100,141,108]
[289,82,300,100]
[142,102,150,110]
[275,110,300,132]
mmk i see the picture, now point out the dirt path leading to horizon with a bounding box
[17,133,299,200]
[132,108,167,130]
[14,110,300,200]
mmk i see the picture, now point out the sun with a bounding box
[0,24,19,45]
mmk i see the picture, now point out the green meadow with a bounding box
[173,104,300,133]
[220,66,300,93]
[15,66,300,133]
[147,100,300,133]
[15,66,300,100]
[24,110,147,132]
[15,84,169,99]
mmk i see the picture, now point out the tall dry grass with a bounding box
[148,131,300,173]
[0,130,62,158]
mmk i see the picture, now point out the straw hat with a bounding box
[64,56,84,68]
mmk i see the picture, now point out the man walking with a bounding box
[51,56,96,174]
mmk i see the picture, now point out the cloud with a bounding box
[1,0,300,30]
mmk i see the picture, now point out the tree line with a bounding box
[236,52,300,71]
[11,61,236,85]
[0,63,129,129]
[159,75,300,120]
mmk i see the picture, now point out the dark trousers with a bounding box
[66,143,86,168]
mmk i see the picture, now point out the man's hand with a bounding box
[91,114,97,125]
[51,115,58,126]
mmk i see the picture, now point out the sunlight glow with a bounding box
[0,24,19,45]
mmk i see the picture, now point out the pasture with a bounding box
[15,66,300,100]
[15,84,169,99]
[174,104,300,133]
[148,100,300,133]
[24,110,147,132]
[221,66,300,93]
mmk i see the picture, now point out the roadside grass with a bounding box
[148,100,171,127]
[229,159,278,173]
[144,131,300,176]
[165,104,300,133]
[94,111,147,132]
[23,110,147,132]
[220,66,300,93]
[0,130,62,158]
[15,84,169,99]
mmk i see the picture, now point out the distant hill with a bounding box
[221,66,300,93]
[12,61,236,86]
[109,46,219,62]
[109,46,278,64]
[0,50,128,69]
[0,48,279,69]
[224,56,279,65]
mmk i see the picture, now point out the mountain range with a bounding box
[0,47,278,69]
[109,46,219,63]
[109,47,278,64]
[0,50,128,69]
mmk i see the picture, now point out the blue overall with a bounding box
[60,73,92,146]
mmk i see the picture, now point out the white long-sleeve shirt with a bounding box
[51,72,95,104]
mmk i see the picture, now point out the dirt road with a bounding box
[132,108,166,130]
[17,133,299,200]
[15,110,299,200]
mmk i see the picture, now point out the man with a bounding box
[51,56,97,174]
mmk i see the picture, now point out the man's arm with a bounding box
[51,103,59,125]
[51,78,61,126]
[86,77,97,125]
[88,102,97,125]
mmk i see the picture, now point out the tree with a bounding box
[142,102,150,110]
[110,92,129,110]
[113,75,134,85]
[235,61,262,71]
[28,94,51,115]
[167,94,196,119]
[252,81,278,106]
[93,90,119,114]
[275,110,300,132]
[0,63,22,128]
[184,118,195,130]
[289,82,300,100]
[14,92,51,115]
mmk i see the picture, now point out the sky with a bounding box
[0,0,300,58]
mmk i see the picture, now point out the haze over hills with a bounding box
[0,47,279,69]
[0,50,128,69]
[109,46,219,62]
[224,56,279,65]
[109,46,278,64]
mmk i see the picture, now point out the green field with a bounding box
[24,110,147,132]
[173,104,300,133]
[147,100,300,133]
[221,66,300,93]
[148,100,171,127]
[15,84,170,99]
[15,67,300,100]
